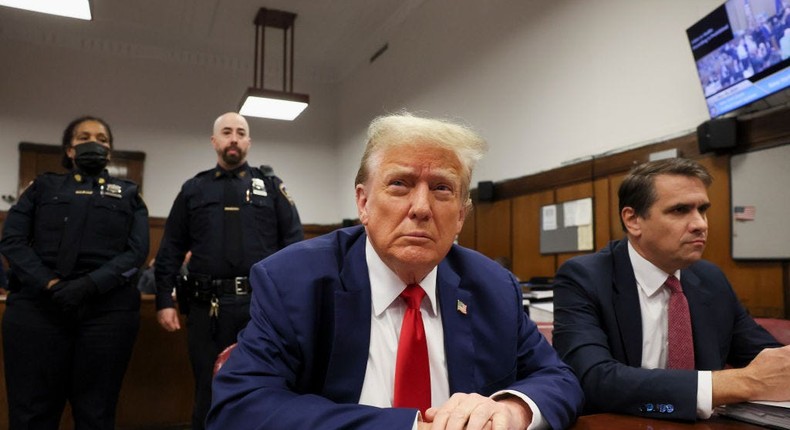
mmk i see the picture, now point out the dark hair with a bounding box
[61,116,114,169]
[618,158,713,231]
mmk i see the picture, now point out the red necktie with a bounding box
[393,284,431,415]
[666,276,695,369]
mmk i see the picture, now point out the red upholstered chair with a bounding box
[213,343,238,376]
[754,318,790,345]
[536,322,553,345]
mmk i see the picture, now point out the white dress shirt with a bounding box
[358,238,450,410]
[628,242,713,419]
[358,238,545,429]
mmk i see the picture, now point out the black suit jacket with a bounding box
[553,239,779,421]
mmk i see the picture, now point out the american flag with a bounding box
[456,300,468,315]
[733,205,756,221]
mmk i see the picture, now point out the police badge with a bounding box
[103,183,123,199]
[251,178,267,196]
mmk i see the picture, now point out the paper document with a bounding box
[752,401,790,409]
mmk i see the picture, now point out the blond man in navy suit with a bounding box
[208,113,583,429]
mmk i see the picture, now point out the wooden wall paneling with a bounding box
[115,298,192,427]
[457,204,477,249]
[17,152,39,197]
[607,173,627,244]
[31,152,62,191]
[113,157,146,194]
[592,134,700,178]
[147,217,166,265]
[496,160,592,200]
[555,182,593,206]
[697,156,732,270]
[303,223,342,240]
[473,200,512,263]
[555,182,594,269]
[738,107,790,150]
[728,260,785,317]
[511,191,556,281]
[494,135,698,204]
[593,177,611,250]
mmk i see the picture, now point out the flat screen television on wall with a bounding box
[687,0,790,117]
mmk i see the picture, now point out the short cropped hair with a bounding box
[61,116,114,169]
[618,158,713,230]
[354,112,488,204]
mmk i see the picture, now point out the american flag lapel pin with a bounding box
[456,299,468,315]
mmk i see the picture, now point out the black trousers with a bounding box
[186,294,250,430]
[2,296,139,430]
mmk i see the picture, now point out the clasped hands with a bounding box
[47,276,98,316]
[417,393,532,430]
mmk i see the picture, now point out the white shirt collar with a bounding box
[365,236,438,317]
[627,240,681,297]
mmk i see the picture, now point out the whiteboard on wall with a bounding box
[729,144,790,259]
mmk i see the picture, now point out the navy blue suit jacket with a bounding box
[553,239,780,421]
[208,226,583,429]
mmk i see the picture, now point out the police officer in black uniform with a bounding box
[154,112,303,430]
[0,116,149,429]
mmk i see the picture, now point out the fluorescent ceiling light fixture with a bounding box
[239,89,309,121]
[239,8,309,121]
[0,0,92,20]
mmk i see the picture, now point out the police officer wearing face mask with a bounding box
[0,115,150,430]
[154,112,303,430]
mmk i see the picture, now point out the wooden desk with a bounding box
[571,414,766,429]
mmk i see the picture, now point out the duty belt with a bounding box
[210,277,251,295]
[187,274,250,297]
[184,275,250,337]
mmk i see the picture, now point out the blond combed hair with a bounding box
[354,112,488,204]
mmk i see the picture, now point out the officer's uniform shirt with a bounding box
[154,162,303,309]
[0,169,149,309]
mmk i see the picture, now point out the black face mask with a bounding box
[73,141,109,176]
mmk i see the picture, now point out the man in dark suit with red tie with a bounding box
[207,112,584,429]
[553,158,790,422]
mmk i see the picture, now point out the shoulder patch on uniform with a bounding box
[279,182,295,205]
